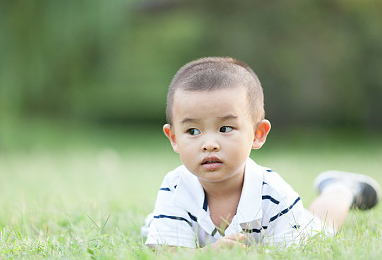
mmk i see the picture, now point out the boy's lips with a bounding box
[201,156,223,171]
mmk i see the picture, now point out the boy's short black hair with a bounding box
[166,57,265,125]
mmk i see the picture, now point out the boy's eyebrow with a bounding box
[219,114,238,120]
[180,118,200,124]
[180,115,238,124]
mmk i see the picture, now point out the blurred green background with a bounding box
[1,0,382,134]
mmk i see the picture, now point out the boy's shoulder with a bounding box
[159,164,193,192]
[244,159,299,204]
[259,167,300,204]
[263,170,295,191]
[247,159,295,193]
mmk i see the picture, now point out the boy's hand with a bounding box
[205,233,247,250]
[159,233,246,252]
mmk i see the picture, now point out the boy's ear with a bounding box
[163,124,179,153]
[252,120,271,150]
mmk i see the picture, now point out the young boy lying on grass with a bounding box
[141,57,380,250]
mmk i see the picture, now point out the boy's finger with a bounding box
[225,232,246,241]
[219,238,246,249]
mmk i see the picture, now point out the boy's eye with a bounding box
[187,128,200,136]
[220,126,233,133]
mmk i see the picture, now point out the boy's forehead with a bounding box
[172,87,250,122]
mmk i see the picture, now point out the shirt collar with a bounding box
[235,158,263,224]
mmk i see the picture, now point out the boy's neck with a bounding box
[199,170,245,200]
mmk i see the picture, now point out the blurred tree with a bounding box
[1,0,381,129]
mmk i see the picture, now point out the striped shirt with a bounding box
[145,158,329,248]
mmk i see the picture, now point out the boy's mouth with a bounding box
[201,156,223,170]
[201,156,222,164]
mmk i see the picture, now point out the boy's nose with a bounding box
[202,140,220,152]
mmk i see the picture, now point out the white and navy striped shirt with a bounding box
[145,158,327,248]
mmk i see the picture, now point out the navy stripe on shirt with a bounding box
[242,226,268,233]
[154,214,192,227]
[262,195,280,205]
[159,187,171,191]
[203,191,208,211]
[187,212,197,222]
[266,169,274,172]
[269,197,301,223]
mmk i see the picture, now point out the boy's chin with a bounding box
[194,171,238,184]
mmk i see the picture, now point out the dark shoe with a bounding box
[314,170,381,210]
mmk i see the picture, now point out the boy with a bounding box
[142,57,380,249]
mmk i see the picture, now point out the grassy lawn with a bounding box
[1,120,382,259]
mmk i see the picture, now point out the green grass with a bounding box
[1,120,382,259]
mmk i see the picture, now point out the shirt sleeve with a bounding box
[145,174,197,248]
[262,195,307,247]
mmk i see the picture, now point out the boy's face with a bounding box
[164,86,270,184]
